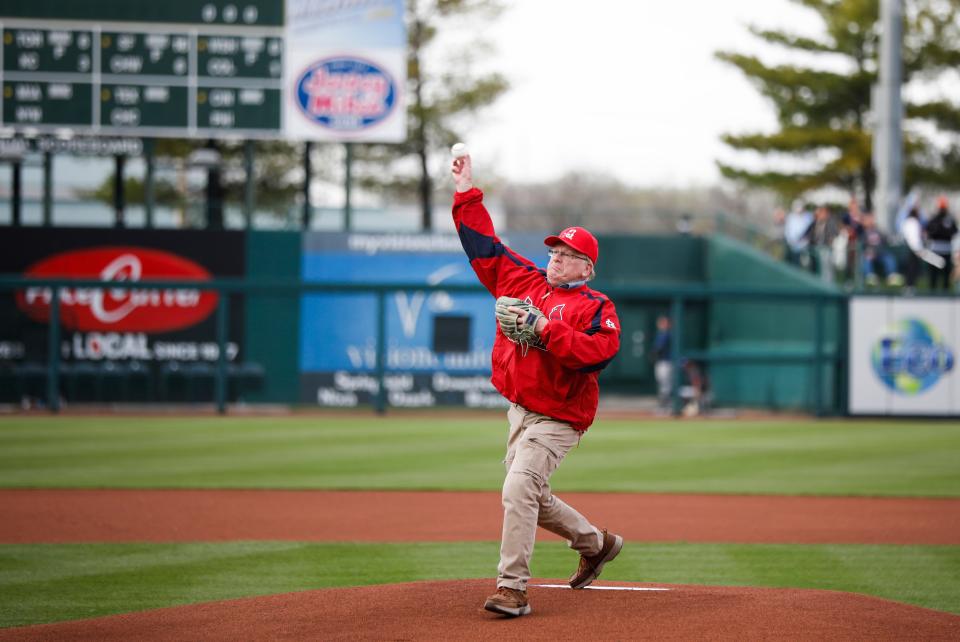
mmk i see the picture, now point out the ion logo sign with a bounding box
[15,247,218,333]
[294,57,396,131]
[871,318,954,394]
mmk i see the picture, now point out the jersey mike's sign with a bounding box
[15,247,218,333]
[283,0,407,142]
[293,56,397,132]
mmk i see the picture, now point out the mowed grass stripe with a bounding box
[0,417,503,489]
[0,542,958,628]
[0,416,959,495]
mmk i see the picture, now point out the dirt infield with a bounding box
[3,489,960,639]
[2,580,958,642]
[2,489,959,545]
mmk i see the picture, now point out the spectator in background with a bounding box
[773,207,787,258]
[860,211,902,287]
[837,199,866,284]
[680,359,710,417]
[901,206,924,294]
[895,190,923,234]
[803,205,840,281]
[831,215,850,281]
[651,315,672,413]
[782,202,813,268]
[926,195,957,290]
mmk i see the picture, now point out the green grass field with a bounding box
[1,413,959,627]
[2,415,959,495]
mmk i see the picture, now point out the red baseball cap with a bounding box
[544,226,599,264]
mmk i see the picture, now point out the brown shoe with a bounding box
[569,529,623,589]
[483,586,531,617]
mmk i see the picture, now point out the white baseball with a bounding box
[451,142,469,158]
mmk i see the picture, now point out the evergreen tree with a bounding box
[716,0,960,209]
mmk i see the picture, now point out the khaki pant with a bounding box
[497,403,603,591]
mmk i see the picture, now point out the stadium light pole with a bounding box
[204,140,224,230]
[144,139,156,228]
[303,141,313,229]
[188,146,224,230]
[874,0,903,234]
[243,140,255,228]
[42,151,53,227]
[11,159,22,227]
[344,142,353,231]
[113,154,126,228]
[0,139,24,226]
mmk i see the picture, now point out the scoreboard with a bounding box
[1,1,285,138]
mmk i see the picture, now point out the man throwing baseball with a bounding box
[451,148,623,618]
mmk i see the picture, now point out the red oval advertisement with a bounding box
[15,246,218,333]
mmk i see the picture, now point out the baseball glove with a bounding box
[495,296,544,345]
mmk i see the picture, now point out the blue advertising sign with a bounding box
[299,231,547,407]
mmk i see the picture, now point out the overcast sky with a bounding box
[458,0,824,188]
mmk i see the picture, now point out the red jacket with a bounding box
[453,188,621,431]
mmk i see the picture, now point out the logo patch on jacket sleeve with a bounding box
[605,318,617,330]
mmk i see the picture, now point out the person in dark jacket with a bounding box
[926,195,957,290]
[860,211,902,286]
[651,315,672,411]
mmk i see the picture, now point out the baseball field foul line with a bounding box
[532,584,671,591]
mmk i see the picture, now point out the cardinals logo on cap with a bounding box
[544,226,599,264]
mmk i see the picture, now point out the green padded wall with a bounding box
[594,234,705,285]
[593,235,706,394]
[244,231,302,403]
[591,233,845,412]
[705,235,844,413]
[235,230,845,412]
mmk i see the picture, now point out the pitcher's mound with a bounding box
[2,579,958,641]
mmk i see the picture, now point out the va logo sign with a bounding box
[294,57,396,131]
[871,318,954,394]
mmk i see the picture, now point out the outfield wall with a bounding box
[703,235,844,412]
[0,227,249,404]
[0,228,890,415]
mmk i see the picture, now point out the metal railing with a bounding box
[0,277,848,415]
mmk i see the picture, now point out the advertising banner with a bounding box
[300,230,546,407]
[848,296,957,415]
[0,228,245,372]
[284,0,407,142]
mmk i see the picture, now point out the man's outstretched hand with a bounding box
[452,154,473,193]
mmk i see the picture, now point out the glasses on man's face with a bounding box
[548,248,589,263]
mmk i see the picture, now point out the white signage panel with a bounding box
[849,296,957,415]
[283,0,407,142]
[849,298,891,414]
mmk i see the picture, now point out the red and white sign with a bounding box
[15,247,218,333]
